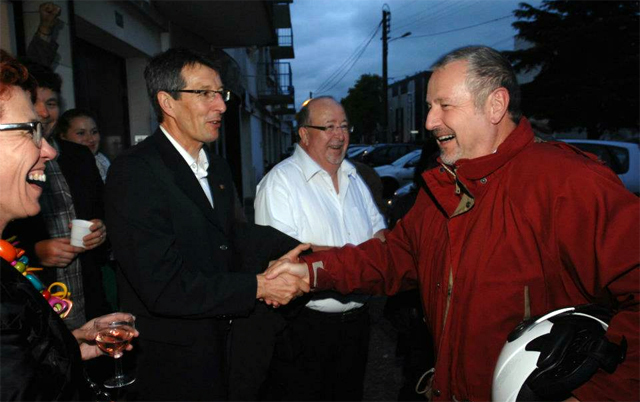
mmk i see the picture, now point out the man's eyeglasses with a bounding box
[165,89,231,102]
[304,124,354,134]
[0,121,44,148]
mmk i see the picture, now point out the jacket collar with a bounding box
[422,117,535,217]
[150,130,221,230]
[449,117,534,181]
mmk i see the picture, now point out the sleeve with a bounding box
[254,169,299,238]
[302,215,419,295]
[105,155,257,318]
[359,177,387,234]
[26,34,59,67]
[553,164,639,401]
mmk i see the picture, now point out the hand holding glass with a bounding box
[94,313,136,388]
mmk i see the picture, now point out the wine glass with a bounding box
[94,313,136,388]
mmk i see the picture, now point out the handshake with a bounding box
[256,243,314,307]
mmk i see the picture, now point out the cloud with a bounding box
[290,0,541,108]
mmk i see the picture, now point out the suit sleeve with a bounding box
[105,154,257,318]
[553,163,639,401]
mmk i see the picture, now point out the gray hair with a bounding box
[432,46,522,124]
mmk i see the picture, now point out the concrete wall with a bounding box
[20,0,75,109]
[0,0,17,54]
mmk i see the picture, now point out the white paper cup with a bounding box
[70,219,93,248]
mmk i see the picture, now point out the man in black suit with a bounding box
[105,48,309,401]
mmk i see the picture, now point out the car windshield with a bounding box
[349,146,373,159]
[566,141,630,174]
[391,149,422,167]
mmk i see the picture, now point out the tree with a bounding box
[505,1,639,138]
[341,74,383,143]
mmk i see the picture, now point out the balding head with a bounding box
[296,96,350,176]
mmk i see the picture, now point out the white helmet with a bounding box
[492,305,627,402]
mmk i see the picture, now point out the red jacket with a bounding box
[304,118,639,401]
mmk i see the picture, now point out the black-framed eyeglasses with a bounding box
[0,121,44,148]
[304,124,354,134]
[164,89,231,102]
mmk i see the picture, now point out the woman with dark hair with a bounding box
[0,49,137,401]
[56,108,111,182]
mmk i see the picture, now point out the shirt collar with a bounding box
[160,125,209,179]
[292,144,356,182]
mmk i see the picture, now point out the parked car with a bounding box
[563,139,639,195]
[374,149,422,198]
[358,143,421,167]
[347,144,372,159]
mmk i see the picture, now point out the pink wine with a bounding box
[96,328,133,358]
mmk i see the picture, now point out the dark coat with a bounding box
[105,130,299,400]
[0,260,90,401]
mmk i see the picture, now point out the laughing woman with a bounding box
[0,50,137,401]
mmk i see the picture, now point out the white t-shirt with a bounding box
[255,145,386,313]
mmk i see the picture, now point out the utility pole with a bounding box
[382,5,390,142]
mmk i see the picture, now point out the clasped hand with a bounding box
[256,243,312,307]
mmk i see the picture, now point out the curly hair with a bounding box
[0,49,37,104]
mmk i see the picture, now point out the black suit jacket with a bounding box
[4,139,109,321]
[105,130,298,400]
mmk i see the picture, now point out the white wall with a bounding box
[74,0,162,57]
[21,0,75,109]
[0,0,17,54]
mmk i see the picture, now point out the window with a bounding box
[571,143,629,174]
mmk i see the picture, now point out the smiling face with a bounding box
[299,98,349,174]
[61,115,100,154]
[161,63,227,155]
[425,60,496,165]
[34,87,60,138]
[0,86,57,228]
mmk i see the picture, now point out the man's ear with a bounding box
[488,87,510,124]
[157,91,177,119]
[299,127,310,146]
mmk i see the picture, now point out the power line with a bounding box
[315,22,382,94]
[404,14,512,39]
[314,21,381,94]
[392,0,463,33]
[317,23,382,94]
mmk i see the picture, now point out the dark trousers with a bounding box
[266,305,371,401]
[125,326,229,401]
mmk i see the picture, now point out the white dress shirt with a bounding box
[255,145,386,313]
[161,126,214,208]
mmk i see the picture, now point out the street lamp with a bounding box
[389,31,412,42]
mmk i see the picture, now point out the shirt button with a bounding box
[436,283,441,288]
[219,245,228,250]
[480,177,487,184]
[433,389,441,397]
[466,201,471,208]
[439,167,444,173]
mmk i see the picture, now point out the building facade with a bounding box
[0,0,296,205]
[387,70,431,144]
